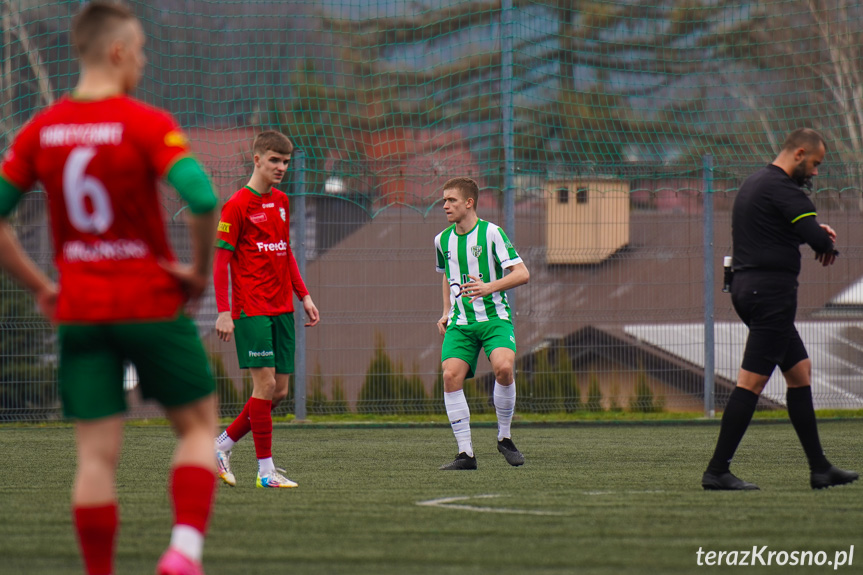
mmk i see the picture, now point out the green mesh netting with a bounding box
[3,1,863,420]
[4,1,861,196]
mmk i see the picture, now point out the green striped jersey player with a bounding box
[434,177,530,471]
[435,218,521,325]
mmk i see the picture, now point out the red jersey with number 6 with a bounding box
[215,186,309,319]
[1,95,190,322]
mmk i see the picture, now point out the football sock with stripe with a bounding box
[216,430,236,452]
[707,387,759,474]
[494,381,516,441]
[223,399,252,445]
[73,502,117,575]
[169,465,216,562]
[444,389,473,457]
[249,397,274,461]
[786,386,831,472]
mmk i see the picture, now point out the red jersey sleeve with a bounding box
[135,106,191,176]
[215,195,244,251]
[213,247,232,313]
[280,194,309,300]
[1,117,40,192]
[287,246,310,301]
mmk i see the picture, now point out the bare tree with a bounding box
[0,0,57,146]
[703,0,863,163]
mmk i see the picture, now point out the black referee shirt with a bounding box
[732,164,834,276]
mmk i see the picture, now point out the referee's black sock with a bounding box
[786,386,831,472]
[706,387,759,475]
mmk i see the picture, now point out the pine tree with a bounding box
[532,348,563,413]
[358,332,398,414]
[330,375,349,414]
[585,371,603,412]
[0,273,56,421]
[208,352,244,418]
[308,363,327,415]
[556,348,581,413]
[401,362,428,415]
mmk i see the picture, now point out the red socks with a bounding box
[249,397,273,459]
[225,399,252,441]
[170,465,216,534]
[73,503,117,575]
[73,470,214,574]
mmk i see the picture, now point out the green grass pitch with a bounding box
[2,420,861,574]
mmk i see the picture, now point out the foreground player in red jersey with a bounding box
[213,130,320,488]
[0,3,219,574]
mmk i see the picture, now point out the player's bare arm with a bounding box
[461,262,530,303]
[0,219,58,318]
[215,311,234,342]
[302,294,320,327]
[437,274,450,336]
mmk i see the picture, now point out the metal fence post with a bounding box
[703,154,715,418]
[501,0,514,243]
[501,0,516,315]
[293,149,307,420]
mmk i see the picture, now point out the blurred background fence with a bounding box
[2,0,863,421]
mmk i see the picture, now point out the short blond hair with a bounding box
[71,1,136,62]
[443,177,478,204]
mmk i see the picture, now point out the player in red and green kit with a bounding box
[213,130,320,489]
[0,3,219,575]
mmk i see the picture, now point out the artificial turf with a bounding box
[2,420,861,574]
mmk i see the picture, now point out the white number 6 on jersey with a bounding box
[63,147,113,234]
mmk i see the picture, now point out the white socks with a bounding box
[258,457,275,475]
[169,524,204,562]
[494,381,516,441]
[444,389,473,457]
[216,431,235,452]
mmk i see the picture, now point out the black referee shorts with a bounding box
[730,271,808,376]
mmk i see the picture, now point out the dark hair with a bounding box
[782,128,827,154]
[443,177,479,205]
[71,1,136,61]
[253,131,294,156]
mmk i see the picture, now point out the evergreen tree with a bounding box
[585,371,603,412]
[531,348,563,413]
[431,367,446,415]
[208,352,244,418]
[308,363,327,415]
[358,332,398,414]
[330,375,349,414]
[401,362,429,415]
[556,348,581,413]
[630,366,663,413]
[0,273,56,421]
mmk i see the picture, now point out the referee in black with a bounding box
[702,128,858,491]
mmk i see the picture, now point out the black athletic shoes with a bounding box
[702,470,760,491]
[497,438,525,466]
[810,465,859,490]
[439,452,478,470]
[439,440,526,470]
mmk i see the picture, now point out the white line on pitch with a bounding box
[582,490,666,496]
[416,494,572,516]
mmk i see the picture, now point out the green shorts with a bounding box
[233,312,295,373]
[441,319,516,379]
[58,315,215,421]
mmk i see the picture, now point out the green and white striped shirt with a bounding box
[435,218,522,325]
